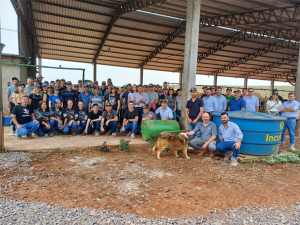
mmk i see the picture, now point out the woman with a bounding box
[49,86,63,108]
[90,85,95,94]
[165,87,176,120]
[29,84,43,110]
[105,86,120,112]
[35,101,54,137]
[128,84,137,104]
[266,91,282,116]
[43,85,53,109]
[75,101,88,133]
[12,83,27,105]
[61,100,77,135]
[175,88,182,122]
[42,84,48,95]
[50,99,64,135]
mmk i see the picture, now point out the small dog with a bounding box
[152,132,189,160]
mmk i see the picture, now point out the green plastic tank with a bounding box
[142,120,180,140]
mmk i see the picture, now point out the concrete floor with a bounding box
[3,127,148,152]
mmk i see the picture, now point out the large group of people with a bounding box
[6,75,299,166]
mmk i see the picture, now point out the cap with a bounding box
[202,86,208,89]
[91,85,95,88]
[273,88,278,91]
[28,77,33,80]
[94,85,99,89]
[161,99,168,103]
[54,86,60,90]
[102,81,106,85]
[137,84,142,87]
[61,78,66,81]
[50,81,55,83]
[44,81,49,85]
[143,84,148,87]
[143,105,149,109]
[107,82,113,86]
[177,88,182,91]
[19,83,25,87]
[42,83,47,87]
[107,78,112,80]
[33,79,39,82]
[163,87,168,90]
[122,85,128,88]
[106,102,112,106]
[66,81,72,85]
[206,87,212,91]
[74,84,79,87]
[273,91,279,95]
[92,103,99,107]
[190,87,197,92]
[127,83,132,86]
[112,86,117,89]
[78,80,82,82]
[56,78,60,81]
[83,84,89,88]
[234,89,241,94]
[149,83,154,87]
[54,99,61,104]
[36,75,44,78]
[226,87,232,91]
[94,81,98,84]
[169,87,174,90]
[35,84,41,88]
[47,85,53,88]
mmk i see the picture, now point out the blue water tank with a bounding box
[212,111,286,156]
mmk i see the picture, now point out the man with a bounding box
[153,85,157,92]
[228,90,246,111]
[185,87,204,140]
[127,83,132,92]
[6,77,19,135]
[143,85,148,93]
[11,96,40,139]
[155,99,173,120]
[94,81,99,86]
[225,87,234,110]
[213,87,227,112]
[280,93,299,150]
[175,88,182,122]
[55,79,61,88]
[163,81,168,89]
[50,81,55,88]
[61,81,77,108]
[269,89,284,103]
[84,103,102,136]
[243,88,259,112]
[132,85,149,122]
[202,88,217,115]
[36,74,44,87]
[33,79,39,88]
[139,104,155,133]
[60,79,67,93]
[120,101,139,138]
[241,88,248,98]
[49,99,64,135]
[100,81,106,96]
[200,86,208,99]
[89,86,105,113]
[147,83,159,112]
[216,112,243,166]
[24,77,34,96]
[185,112,217,158]
[104,82,113,99]
[29,84,43,110]
[120,85,129,118]
[101,102,118,137]
[78,80,84,93]
[78,84,94,110]
[159,87,168,102]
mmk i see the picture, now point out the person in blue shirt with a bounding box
[6,77,19,135]
[49,86,63,108]
[78,84,94,110]
[243,88,259,112]
[185,87,204,140]
[202,88,217,115]
[155,99,173,120]
[213,87,227,112]
[279,93,300,150]
[61,81,77,108]
[228,90,246,111]
[216,112,243,166]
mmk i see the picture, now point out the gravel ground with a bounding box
[0,152,36,170]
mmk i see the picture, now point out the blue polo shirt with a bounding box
[155,106,173,120]
[243,95,259,112]
[280,100,300,118]
[229,98,246,111]
[186,97,204,122]
[202,95,217,112]
[213,95,227,112]
[61,89,77,105]
[78,91,95,109]
[219,121,243,142]
[6,85,18,103]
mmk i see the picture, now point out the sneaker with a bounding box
[290,145,296,150]
[187,146,194,150]
[131,133,136,139]
[105,132,110,136]
[126,131,132,137]
[26,134,33,139]
[45,133,49,137]
[49,133,54,137]
[279,142,284,147]
[112,133,117,137]
[9,130,15,136]
[72,132,76,136]
[224,151,233,161]
[231,158,238,166]
[95,133,100,137]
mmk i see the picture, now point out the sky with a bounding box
[1,0,291,87]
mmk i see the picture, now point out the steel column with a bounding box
[140,67,143,85]
[295,47,300,137]
[93,63,97,82]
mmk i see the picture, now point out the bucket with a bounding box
[142,120,180,140]
[3,117,11,126]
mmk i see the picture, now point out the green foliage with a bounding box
[50,147,60,154]
[119,139,130,153]
[287,148,300,157]
[99,141,111,152]
[261,153,300,164]
[163,147,172,152]
[177,150,182,155]
[147,138,155,148]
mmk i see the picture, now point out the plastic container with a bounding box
[3,117,11,126]
[212,111,286,156]
[142,120,180,140]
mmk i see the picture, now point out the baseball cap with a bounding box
[273,88,278,91]
[190,87,197,92]
[163,87,168,90]
[74,84,79,87]
[83,84,89,88]
[127,83,132,86]
[78,80,82,82]
[143,84,148,87]
[50,81,55,83]
[66,81,72,85]
[112,86,117,89]
[143,105,149,109]
[169,87,174,90]
[35,84,41,88]
[47,85,53,88]
[107,82,113,86]
[61,78,66,81]
[106,102,112,106]
[177,88,182,91]
[102,81,106,85]
[36,74,44,78]
[94,81,99,84]
[56,78,60,81]
[226,87,232,91]
[234,89,241,94]
[90,85,95,88]
[54,99,61,104]
[273,91,279,95]
[94,85,99,89]
[44,81,49,85]
[207,87,212,91]
[202,86,208,89]
[42,83,47,87]
[161,99,168,103]
[149,83,154,87]
[92,103,99,107]
[28,77,33,80]
[19,83,25,87]
[34,79,39,82]
[54,86,60,90]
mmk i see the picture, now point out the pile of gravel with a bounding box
[0,152,34,170]
[0,198,299,224]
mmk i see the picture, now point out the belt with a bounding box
[287,117,296,119]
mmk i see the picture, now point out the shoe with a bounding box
[82,132,86,136]
[131,133,135,139]
[26,134,33,139]
[210,152,216,158]
[57,131,61,136]
[198,149,207,156]
[17,135,22,139]
[112,133,117,137]
[187,146,194,150]
[224,151,233,161]
[9,131,15,136]
[95,133,100,137]
[72,132,76,136]
[105,132,110,136]
[126,131,132,137]
[279,142,284,147]
[231,158,238,166]
[49,133,54,137]
[45,133,48,137]
[290,145,296,150]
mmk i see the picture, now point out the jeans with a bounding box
[135,107,143,123]
[189,138,217,152]
[169,107,176,120]
[77,121,87,131]
[36,122,54,137]
[216,141,240,160]
[270,111,279,116]
[176,110,181,122]
[50,119,64,133]
[157,113,161,120]
[120,121,138,134]
[87,120,100,134]
[281,118,296,146]
[62,121,78,133]
[16,121,40,136]
[103,121,118,133]
[187,121,201,140]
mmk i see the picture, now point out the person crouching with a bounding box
[35,101,54,137]
[49,99,64,135]
[75,100,88,134]
[83,103,102,136]
[61,100,77,135]
[101,102,118,137]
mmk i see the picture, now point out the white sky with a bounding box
[1,0,292,87]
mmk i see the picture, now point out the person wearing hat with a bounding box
[35,101,54,137]
[84,103,102,136]
[50,99,64,135]
[127,83,132,92]
[36,74,44,87]
[228,90,246,111]
[143,85,148,93]
[93,81,99,87]
[120,101,139,138]
[6,77,19,134]
[55,79,61,88]
[213,87,227,112]
[78,84,94,110]
[202,88,217,117]
[11,95,40,139]
[165,87,177,120]
[61,81,77,108]
[75,100,88,134]
[12,83,27,106]
[225,87,234,110]
[89,86,105,113]
[104,82,113,98]
[101,102,118,137]
[61,99,78,136]
[147,83,159,112]
[120,85,129,119]
[42,83,48,95]
[42,84,52,109]
[24,77,34,96]
[105,86,120,112]
[90,85,95,94]
[243,88,259,112]
[33,79,40,88]
[163,81,168,89]
[200,86,208,99]
[50,81,55,88]
[60,79,67,92]
[29,84,43,110]
[78,80,84,93]
[49,86,64,108]
[155,99,173,120]
[266,91,282,115]
[185,87,204,140]
[99,81,107,96]
[241,88,248,98]
[138,104,156,133]
[132,85,149,123]
[269,89,284,103]
[175,88,182,122]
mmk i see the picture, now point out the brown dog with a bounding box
[152,132,189,160]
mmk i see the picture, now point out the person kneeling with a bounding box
[35,101,54,137]
[120,101,139,138]
[139,104,155,133]
[75,100,88,135]
[185,112,217,158]
[155,99,173,120]
[61,100,77,135]
[84,103,102,136]
[216,112,243,166]
[101,102,118,137]
[49,99,64,135]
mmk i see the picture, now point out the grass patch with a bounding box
[147,138,155,148]
[287,148,300,157]
[50,147,60,154]
[261,153,300,164]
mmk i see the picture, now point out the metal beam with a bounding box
[211,39,299,75]
[93,0,166,63]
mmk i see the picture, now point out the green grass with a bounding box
[261,153,300,164]
[50,147,60,154]
[287,148,300,157]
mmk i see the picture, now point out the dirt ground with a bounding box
[1,141,300,219]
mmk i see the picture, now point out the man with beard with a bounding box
[185,112,217,158]
[216,112,243,166]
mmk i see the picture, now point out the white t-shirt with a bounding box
[266,100,282,111]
